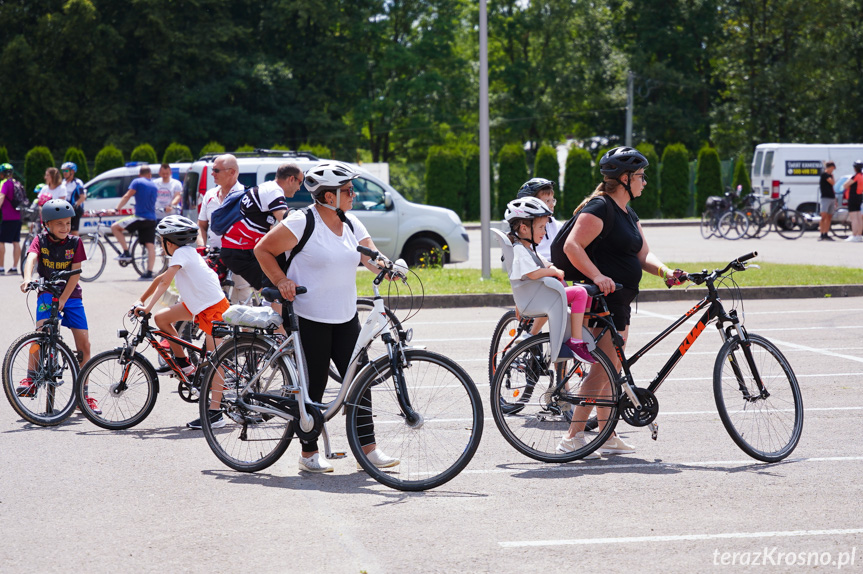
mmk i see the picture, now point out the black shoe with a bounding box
[187,410,225,429]
[820,235,835,241]
[499,397,525,415]
[138,271,154,281]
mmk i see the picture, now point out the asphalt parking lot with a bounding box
[2,230,862,573]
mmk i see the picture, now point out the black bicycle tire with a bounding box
[2,331,79,426]
[75,349,159,430]
[490,333,619,463]
[830,216,851,239]
[327,298,403,384]
[488,309,520,384]
[774,209,806,240]
[700,211,715,239]
[79,234,107,282]
[130,236,168,277]
[345,348,484,491]
[713,333,803,462]
[200,337,295,473]
[717,210,750,240]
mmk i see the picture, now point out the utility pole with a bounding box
[625,71,634,147]
[479,0,491,279]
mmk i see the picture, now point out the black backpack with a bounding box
[550,194,617,282]
[282,206,355,272]
[10,179,28,211]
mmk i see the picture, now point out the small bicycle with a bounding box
[197,246,484,491]
[77,210,169,281]
[491,252,803,464]
[3,268,83,426]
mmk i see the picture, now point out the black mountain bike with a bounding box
[3,269,83,426]
[490,252,803,464]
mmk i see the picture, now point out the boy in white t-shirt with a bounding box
[154,163,183,219]
[131,215,230,429]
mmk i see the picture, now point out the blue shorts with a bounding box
[36,293,89,330]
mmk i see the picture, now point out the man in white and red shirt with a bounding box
[197,154,245,249]
[219,162,304,290]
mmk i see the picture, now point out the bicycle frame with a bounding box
[120,314,206,385]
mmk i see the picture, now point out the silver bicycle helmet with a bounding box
[41,199,75,222]
[156,215,199,246]
[504,196,553,223]
[304,162,359,194]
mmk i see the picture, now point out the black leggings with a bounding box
[297,314,374,452]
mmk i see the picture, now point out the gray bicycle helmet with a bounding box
[504,196,553,224]
[304,161,359,194]
[599,147,649,178]
[41,199,75,222]
[516,178,556,198]
[156,215,199,246]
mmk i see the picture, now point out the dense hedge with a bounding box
[199,141,225,158]
[533,145,560,203]
[63,147,89,182]
[235,144,255,153]
[695,145,722,211]
[563,147,593,216]
[462,144,481,221]
[299,143,332,159]
[94,145,124,176]
[24,146,55,195]
[425,146,464,216]
[0,146,9,166]
[163,142,193,164]
[131,143,158,164]
[732,155,752,196]
[636,143,660,218]
[660,143,690,218]
[497,143,528,218]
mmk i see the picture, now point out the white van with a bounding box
[751,143,863,213]
[181,151,469,266]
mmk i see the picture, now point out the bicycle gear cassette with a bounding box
[619,387,659,427]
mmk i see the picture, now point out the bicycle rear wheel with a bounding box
[76,350,159,430]
[2,332,79,426]
[79,234,107,282]
[717,210,750,240]
[130,236,169,277]
[200,337,296,472]
[488,310,535,385]
[713,333,803,462]
[490,334,619,462]
[774,209,806,239]
[700,211,715,239]
[346,349,483,491]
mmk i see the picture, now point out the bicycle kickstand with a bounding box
[321,423,347,460]
[649,421,659,441]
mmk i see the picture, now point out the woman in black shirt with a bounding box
[560,147,687,457]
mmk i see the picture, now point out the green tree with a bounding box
[533,145,560,194]
[660,143,690,218]
[695,145,722,212]
[462,145,481,221]
[199,141,225,158]
[425,146,465,216]
[636,143,660,218]
[563,147,593,217]
[162,143,193,164]
[131,144,158,165]
[24,146,55,194]
[94,145,124,177]
[732,155,752,196]
[63,147,89,182]
[497,143,528,218]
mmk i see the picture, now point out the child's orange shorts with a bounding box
[183,298,230,335]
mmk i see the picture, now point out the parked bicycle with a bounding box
[197,246,484,491]
[2,269,83,426]
[77,210,169,281]
[700,188,750,240]
[742,190,806,240]
[490,252,803,464]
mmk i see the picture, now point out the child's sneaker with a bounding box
[556,431,602,459]
[0,268,6,274]
[7,267,17,275]
[85,396,102,415]
[599,434,636,455]
[187,409,225,429]
[16,378,36,398]
[565,339,596,363]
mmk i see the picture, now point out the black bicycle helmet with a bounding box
[516,177,556,198]
[599,147,649,178]
[156,215,199,246]
[41,199,75,222]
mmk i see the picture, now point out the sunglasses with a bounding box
[212,167,231,174]
[633,173,647,182]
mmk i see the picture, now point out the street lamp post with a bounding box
[479,0,491,279]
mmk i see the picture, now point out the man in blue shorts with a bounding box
[111,165,158,279]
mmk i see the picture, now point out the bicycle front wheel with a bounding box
[200,337,295,473]
[774,209,806,240]
[130,236,169,277]
[2,331,79,426]
[76,350,159,430]
[490,334,619,462]
[79,234,107,282]
[346,349,483,491]
[700,211,715,239]
[718,210,750,240]
[713,333,803,462]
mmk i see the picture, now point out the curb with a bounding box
[382,284,863,309]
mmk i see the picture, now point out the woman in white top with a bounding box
[255,162,399,474]
[44,167,66,200]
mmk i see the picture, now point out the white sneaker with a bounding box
[844,235,863,242]
[599,434,636,455]
[298,453,333,473]
[556,432,602,459]
[357,448,400,470]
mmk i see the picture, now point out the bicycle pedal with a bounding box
[649,421,659,441]
[326,452,347,460]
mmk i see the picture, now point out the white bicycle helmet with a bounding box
[504,196,553,223]
[304,162,359,194]
[156,215,199,246]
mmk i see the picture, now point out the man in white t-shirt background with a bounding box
[155,163,183,219]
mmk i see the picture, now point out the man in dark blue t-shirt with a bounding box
[111,165,159,279]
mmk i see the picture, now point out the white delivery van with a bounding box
[750,143,863,213]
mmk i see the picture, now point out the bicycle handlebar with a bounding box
[686,252,758,285]
[261,285,308,303]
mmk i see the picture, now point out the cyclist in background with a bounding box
[43,167,66,200]
[841,160,863,243]
[111,165,158,279]
[516,178,561,260]
[61,162,86,236]
[154,163,182,219]
[0,163,22,274]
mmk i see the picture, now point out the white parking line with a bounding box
[499,527,863,548]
